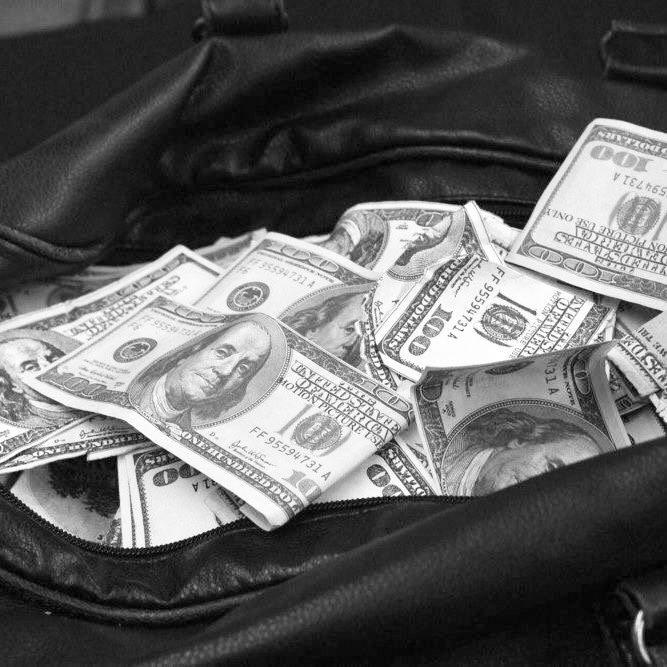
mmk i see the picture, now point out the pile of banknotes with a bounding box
[1,118,666,546]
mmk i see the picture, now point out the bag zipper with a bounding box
[0,482,469,557]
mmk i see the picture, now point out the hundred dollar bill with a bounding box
[368,202,502,329]
[376,254,614,381]
[608,362,648,416]
[118,448,241,547]
[319,200,503,273]
[11,457,119,544]
[508,119,667,310]
[0,247,225,466]
[0,415,146,473]
[26,297,411,530]
[318,440,436,502]
[614,301,659,339]
[608,311,667,397]
[650,390,667,424]
[394,425,440,490]
[196,233,377,369]
[0,230,264,321]
[622,404,667,446]
[413,343,630,496]
[350,202,501,387]
[483,212,520,260]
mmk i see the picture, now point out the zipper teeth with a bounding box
[0,483,469,557]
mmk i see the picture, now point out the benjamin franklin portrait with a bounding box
[129,315,287,429]
[441,405,609,496]
[319,210,387,268]
[388,206,468,280]
[281,284,369,368]
[0,329,78,428]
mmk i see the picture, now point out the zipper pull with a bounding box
[615,567,667,665]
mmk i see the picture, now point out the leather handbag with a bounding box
[1,1,667,663]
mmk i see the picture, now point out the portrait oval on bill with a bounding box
[128,313,289,429]
[0,328,80,429]
[388,207,467,281]
[318,210,388,269]
[279,283,369,369]
[441,401,614,497]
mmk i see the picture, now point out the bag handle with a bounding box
[193,0,288,40]
[600,21,667,86]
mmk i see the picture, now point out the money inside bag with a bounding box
[3,117,667,539]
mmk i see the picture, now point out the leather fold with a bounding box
[0,40,214,285]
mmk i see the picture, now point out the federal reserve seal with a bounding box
[612,194,661,236]
[226,282,270,312]
[478,304,527,343]
[292,413,342,454]
[113,338,157,363]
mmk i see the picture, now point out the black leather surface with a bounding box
[2,440,667,663]
[0,2,665,277]
[0,1,666,663]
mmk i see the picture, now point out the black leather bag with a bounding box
[2,2,667,664]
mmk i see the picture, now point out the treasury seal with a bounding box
[226,282,270,312]
[113,338,158,363]
[292,413,342,454]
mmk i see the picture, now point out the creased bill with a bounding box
[26,297,411,530]
[118,448,241,547]
[196,232,378,370]
[377,254,614,381]
[508,119,667,310]
[608,311,667,397]
[412,343,629,496]
[0,246,224,466]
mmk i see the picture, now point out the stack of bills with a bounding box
[2,118,666,545]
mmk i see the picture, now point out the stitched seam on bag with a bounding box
[182,145,560,191]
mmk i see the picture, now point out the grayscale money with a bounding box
[622,404,667,447]
[394,424,440,489]
[377,254,614,381]
[0,415,146,473]
[367,202,502,330]
[608,310,667,398]
[608,362,648,416]
[412,343,629,496]
[318,440,436,502]
[614,301,659,339]
[12,459,119,545]
[322,201,502,386]
[0,230,264,321]
[196,232,377,369]
[0,247,225,468]
[118,448,241,547]
[318,200,503,274]
[483,212,520,260]
[508,119,667,310]
[26,296,411,530]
